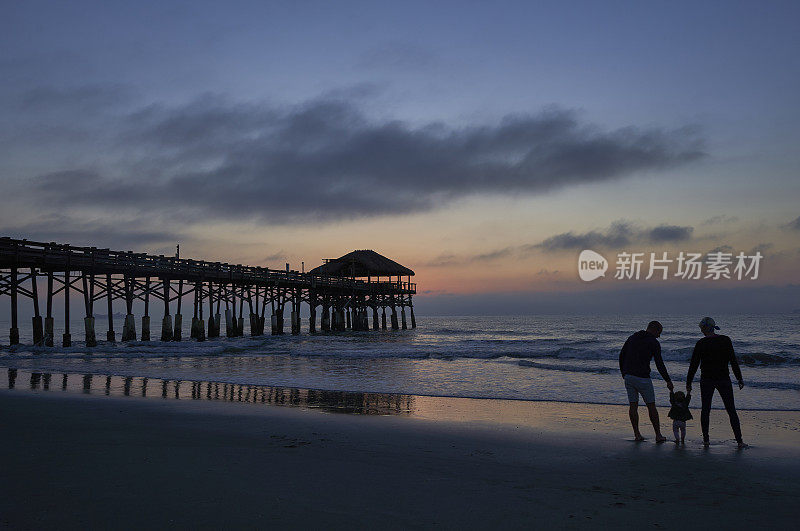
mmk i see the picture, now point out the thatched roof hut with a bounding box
[309,250,414,278]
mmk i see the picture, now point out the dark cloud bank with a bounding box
[783,216,800,231]
[536,220,694,252]
[25,89,706,224]
[426,220,696,266]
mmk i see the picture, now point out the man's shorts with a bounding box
[624,374,655,404]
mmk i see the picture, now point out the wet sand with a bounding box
[1,383,799,529]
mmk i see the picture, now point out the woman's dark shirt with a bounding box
[687,334,743,383]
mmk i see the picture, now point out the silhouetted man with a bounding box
[619,320,673,442]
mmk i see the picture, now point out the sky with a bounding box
[2,0,799,314]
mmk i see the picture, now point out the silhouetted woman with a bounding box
[686,317,746,448]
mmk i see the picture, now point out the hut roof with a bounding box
[309,250,415,277]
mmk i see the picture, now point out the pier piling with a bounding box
[161,279,173,341]
[9,267,19,345]
[106,273,115,342]
[31,270,43,345]
[63,269,71,347]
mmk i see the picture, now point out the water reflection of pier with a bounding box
[4,368,414,416]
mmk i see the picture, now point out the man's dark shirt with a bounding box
[687,334,743,383]
[619,330,672,382]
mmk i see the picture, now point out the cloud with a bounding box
[648,224,694,242]
[749,243,773,255]
[782,215,800,231]
[424,220,697,265]
[263,251,286,262]
[423,248,516,267]
[22,92,706,224]
[0,214,184,250]
[707,245,734,255]
[535,221,694,252]
[471,247,516,262]
[702,214,739,226]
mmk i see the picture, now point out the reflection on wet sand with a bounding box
[3,367,414,416]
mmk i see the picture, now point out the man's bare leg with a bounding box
[629,403,644,441]
[646,402,666,442]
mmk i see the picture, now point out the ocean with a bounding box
[1,314,798,410]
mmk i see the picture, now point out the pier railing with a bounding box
[0,238,415,294]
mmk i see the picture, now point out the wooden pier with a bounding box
[0,237,416,347]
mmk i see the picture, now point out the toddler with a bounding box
[668,390,693,444]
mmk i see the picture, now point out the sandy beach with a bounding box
[2,377,799,529]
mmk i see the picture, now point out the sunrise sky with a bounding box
[2,1,799,313]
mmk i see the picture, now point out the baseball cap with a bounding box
[699,316,720,330]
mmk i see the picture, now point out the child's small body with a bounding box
[668,391,693,444]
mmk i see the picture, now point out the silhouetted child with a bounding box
[668,390,693,444]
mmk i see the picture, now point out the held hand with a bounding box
[667,381,674,391]
[738,380,744,390]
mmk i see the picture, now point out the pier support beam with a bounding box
[336,308,346,331]
[401,306,407,330]
[196,317,205,342]
[84,317,97,347]
[63,270,71,347]
[161,279,173,341]
[173,313,182,341]
[382,307,387,330]
[82,273,97,347]
[309,302,316,333]
[410,301,417,328]
[161,315,173,342]
[321,304,330,332]
[106,273,115,342]
[31,270,43,346]
[272,307,284,335]
[141,277,150,341]
[207,283,219,338]
[32,316,43,346]
[209,314,218,338]
[372,307,379,331]
[173,279,183,341]
[391,305,399,330]
[141,316,150,342]
[121,275,134,341]
[9,267,19,345]
[45,317,54,347]
[190,283,200,340]
[225,309,234,337]
[122,314,136,342]
[291,311,301,335]
[45,272,54,347]
[249,313,259,337]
